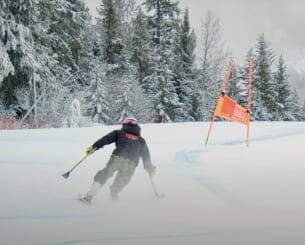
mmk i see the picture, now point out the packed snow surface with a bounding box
[1,121,305,245]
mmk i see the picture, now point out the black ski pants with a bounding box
[94,154,137,195]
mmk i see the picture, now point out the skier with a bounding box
[79,118,155,202]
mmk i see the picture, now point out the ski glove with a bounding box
[86,146,95,155]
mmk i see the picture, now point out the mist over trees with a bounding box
[0,0,304,127]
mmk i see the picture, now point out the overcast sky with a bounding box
[179,0,305,64]
[84,0,305,92]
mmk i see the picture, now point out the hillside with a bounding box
[0,121,305,245]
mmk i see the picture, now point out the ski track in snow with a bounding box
[170,124,305,206]
[44,231,229,245]
[173,125,305,164]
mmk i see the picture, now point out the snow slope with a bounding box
[1,121,305,245]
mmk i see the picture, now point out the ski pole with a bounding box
[149,175,165,198]
[62,150,95,179]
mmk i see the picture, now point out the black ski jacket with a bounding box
[92,124,154,172]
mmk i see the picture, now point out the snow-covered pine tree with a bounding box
[273,54,304,121]
[130,8,151,88]
[87,63,111,123]
[117,93,132,122]
[45,0,88,72]
[114,73,150,122]
[172,8,197,121]
[97,0,122,66]
[0,0,93,126]
[237,49,255,109]
[187,83,202,121]
[32,0,92,126]
[0,0,36,113]
[254,33,277,120]
[112,0,138,71]
[288,88,305,120]
[197,11,228,120]
[273,54,294,120]
[0,4,15,89]
[113,0,137,26]
[226,65,240,102]
[129,82,153,122]
[152,64,181,122]
[0,0,5,8]
[69,98,81,127]
[96,0,136,124]
[142,0,181,121]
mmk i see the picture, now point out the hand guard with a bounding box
[86,146,95,155]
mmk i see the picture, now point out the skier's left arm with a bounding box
[140,138,156,176]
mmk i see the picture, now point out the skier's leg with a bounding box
[94,155,119,185]
[82,155,118,202]
[110,159,136,200]
[82,182,101,203]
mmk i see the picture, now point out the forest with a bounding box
[1,0,304,128]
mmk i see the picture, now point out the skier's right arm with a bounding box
[86,130,118,154]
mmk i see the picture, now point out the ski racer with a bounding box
[79,118,155,202]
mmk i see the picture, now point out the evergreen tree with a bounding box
[153,73,181,122]
[273,54,293,120]
[97,0,122,66]
[33,0,92,126]
[173,8,197,121]
[129,83,153,122]
[198,11,228,120]
[87,63,111,123]
[130,8,151,86]
[142,0,181,121]
[288,88,305,120]
[114,74,151,122]
[226,66,240,102]
[188,75,202,121]
[0,1,13,89]
[0,0,93,126]
[0,0,35,112]
[238,49,255,111]
[35,0,91,75]
[95,0,139,124]
[113,0,137,23]
[143,0,179,45]
[254,33,276,120]
[173,9,196,82]
[7,0,34,25]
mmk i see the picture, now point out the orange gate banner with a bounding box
[205,59,253,146]
[214,94,250,125]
